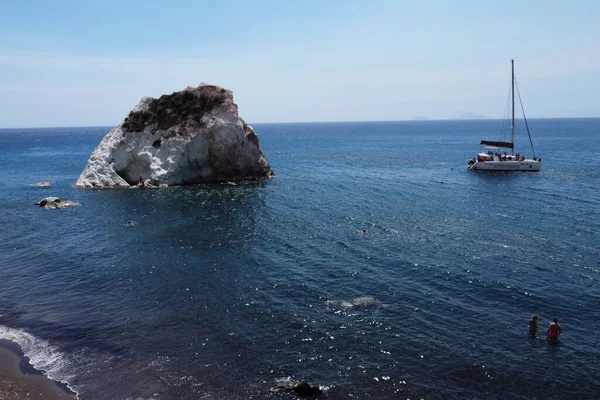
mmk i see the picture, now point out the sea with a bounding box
[0,119,599,399]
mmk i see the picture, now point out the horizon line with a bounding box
[1,116,599,130]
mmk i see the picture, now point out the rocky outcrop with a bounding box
[35,197,79,209]
[75,84,274,188]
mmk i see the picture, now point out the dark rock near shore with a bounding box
[274,380,323,396]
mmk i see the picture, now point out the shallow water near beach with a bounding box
[0,119,599,399]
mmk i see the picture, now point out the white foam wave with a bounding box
[0,325,78,397]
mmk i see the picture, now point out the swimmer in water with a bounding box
[547,318,561,344]
[528,315,538,337]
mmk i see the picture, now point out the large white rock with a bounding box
[76,84,274,188]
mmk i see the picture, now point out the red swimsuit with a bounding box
[548,323,560,340]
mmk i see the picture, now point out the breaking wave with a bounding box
[0,325,78,397]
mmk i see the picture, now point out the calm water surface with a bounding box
[0,119,599,399]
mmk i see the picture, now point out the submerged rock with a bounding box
[326,297,379,310]
[274,380,322,396]
[75,84,274,188]
[352,296,379,307]
[28,181,53,187]
[325,299,354,309]
[35,197,79,209]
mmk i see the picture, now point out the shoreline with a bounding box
[0,344,76,400]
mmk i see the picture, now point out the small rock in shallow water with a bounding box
[326,299,354,309]
[274,380,322,396]
[35,197,60,206]
[35,197,79,209]
[352,297,378,307]
[28,181,53,187]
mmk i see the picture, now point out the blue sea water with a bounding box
[0,119,599,399]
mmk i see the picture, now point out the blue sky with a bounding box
[1,0,598,127]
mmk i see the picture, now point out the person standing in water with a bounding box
[528,315,538,337]
[547,318,562,343]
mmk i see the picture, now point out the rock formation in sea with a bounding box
[35,197,79,209]
[75,84,274,188]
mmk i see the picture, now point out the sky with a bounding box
[0,0,599,127]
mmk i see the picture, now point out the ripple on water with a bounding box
[1,122,600,399]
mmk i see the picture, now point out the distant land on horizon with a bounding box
[412,112,490,121]
[457,112,490,120]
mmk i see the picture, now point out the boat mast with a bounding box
[511,59,515,155]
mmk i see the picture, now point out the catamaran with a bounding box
[468,60,541,172]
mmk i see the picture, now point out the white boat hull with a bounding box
[468,159,541,172]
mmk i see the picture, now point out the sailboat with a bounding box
[468,60,542,172]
